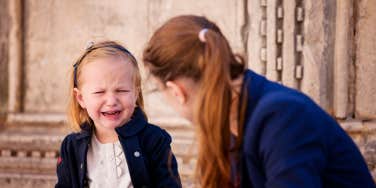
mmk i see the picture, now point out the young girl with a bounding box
[142,15,375,188]
[56,41,181,188]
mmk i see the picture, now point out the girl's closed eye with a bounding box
[116,89,130,93]
[92,91,105,94]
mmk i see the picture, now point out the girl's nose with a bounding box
[105,93,118,106]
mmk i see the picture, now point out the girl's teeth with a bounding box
[103,111,120,115]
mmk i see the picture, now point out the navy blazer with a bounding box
[55,108,182,188]
[240,70,375,187]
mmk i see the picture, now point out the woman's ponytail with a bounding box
[143,15,246,188]
[193,29,235,187]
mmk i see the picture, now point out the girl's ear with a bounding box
[73,88,86,108]
[166,81,187,104]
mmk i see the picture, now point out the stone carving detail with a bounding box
[294,0,304,89]
[276,0,283,83]
[260,0,267,75]
[0,132,60,176]
[259,0,305,87]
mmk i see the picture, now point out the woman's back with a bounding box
[241,70,374,188]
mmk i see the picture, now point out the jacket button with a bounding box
[80,163,83,169]
[134,151,140,157]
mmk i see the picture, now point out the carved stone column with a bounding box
[0,0,10,123]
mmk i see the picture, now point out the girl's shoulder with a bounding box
[138,123,172,143]
[136,123,173,154]
[59,130,91,151]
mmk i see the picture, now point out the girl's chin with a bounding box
[103,119,130,129]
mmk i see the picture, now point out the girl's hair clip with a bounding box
[73,41,94,87]
[85,41,95,50]
[198,28,208,43]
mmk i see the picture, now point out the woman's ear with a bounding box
[166,81,187,104]
[73,88,86,108]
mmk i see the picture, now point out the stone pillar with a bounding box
[247,0,265,74]
[281,0,297,88]
[355,0,376,120]
[334,0,354,119]
[7,0,23,114]
[301,0,336,113]
[354,0,376,178]
[0,0,10,123]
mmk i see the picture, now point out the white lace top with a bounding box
[86,134,133,188]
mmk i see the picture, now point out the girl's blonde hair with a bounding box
[68,41,145,131]
[143,15,246,187]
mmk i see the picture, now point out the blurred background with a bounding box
[0,0,375,187]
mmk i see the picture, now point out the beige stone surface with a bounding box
[340,120,364,133]
[0,177,56,188]
[362,121,376,171]
[365,121,376,133]
[146,0,245,53]
[355,0,376,119]
[23,0,148,113]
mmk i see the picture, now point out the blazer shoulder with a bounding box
[258,89,312,112]
[60,131,88,149]
[144,123,171,137]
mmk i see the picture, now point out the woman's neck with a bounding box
[229,74,244,137]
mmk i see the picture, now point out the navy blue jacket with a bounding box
[240,70,375,187]
[55,108,182,188]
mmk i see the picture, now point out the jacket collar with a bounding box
[242,70,267,122]
[76,122,92,140]
[115,107,148,138]
[75,107,148,140]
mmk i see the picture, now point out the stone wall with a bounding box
[0,0,375,187]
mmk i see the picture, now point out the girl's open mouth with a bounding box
[102,111,121,116]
